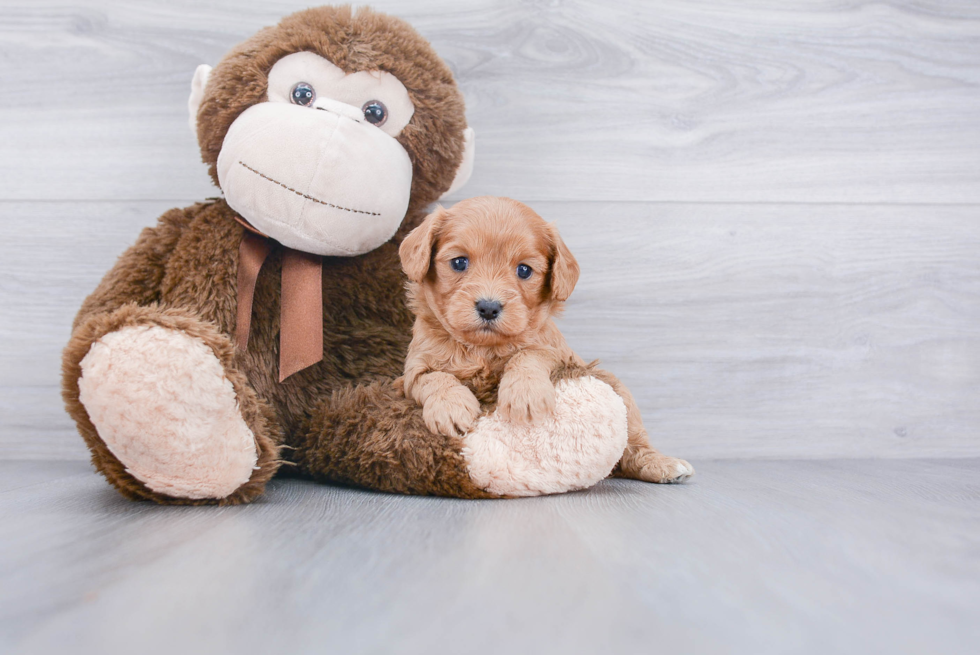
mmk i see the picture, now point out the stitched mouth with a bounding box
[237,161,380,217]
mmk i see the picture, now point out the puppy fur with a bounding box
[398,196,694,484]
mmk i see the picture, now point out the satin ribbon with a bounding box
[234,218,323,382]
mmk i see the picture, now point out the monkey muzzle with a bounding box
[216,101,413,257]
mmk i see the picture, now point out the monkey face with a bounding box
[192,6,475,252]
[215,52,416,256]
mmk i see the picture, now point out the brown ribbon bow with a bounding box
[234,218,323,382]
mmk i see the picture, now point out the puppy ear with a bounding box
[546,222,580,301]
[400,206,448,282]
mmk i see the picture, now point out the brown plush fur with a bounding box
[397,197,692,483]
[62,7,482,503]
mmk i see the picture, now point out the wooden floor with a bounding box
[2,1,979,652]
[1,459,978,654]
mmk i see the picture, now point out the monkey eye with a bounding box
[290,82,316,107]
[450,256,469,272]
[362,100,388,126]
[516,264,533,280]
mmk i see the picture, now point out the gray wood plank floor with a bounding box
[2,459,978,654]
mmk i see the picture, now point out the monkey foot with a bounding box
[462,376,629,496]
[78,325,258,500]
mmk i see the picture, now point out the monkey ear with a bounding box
[187,64,213,132]
[547,222,580,302]
[438,128,475,200]
[399,206,449,283]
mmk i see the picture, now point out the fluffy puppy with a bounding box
[398,196,579,436]
[398,196,694,484]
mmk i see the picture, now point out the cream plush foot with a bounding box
[77,325,259,500]
[462,376,629,497]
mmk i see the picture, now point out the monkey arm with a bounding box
[72,205,194,331]
[291,379,498,498]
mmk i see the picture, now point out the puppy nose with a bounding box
[475,299,503,322]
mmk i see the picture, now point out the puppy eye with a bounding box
[290,82,316,107]
[516,263,533,279]
[450,257,469,272]
[362,100,388,126]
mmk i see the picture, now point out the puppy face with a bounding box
[400,196,579,347]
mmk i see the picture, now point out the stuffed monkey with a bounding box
[61,5,692,504]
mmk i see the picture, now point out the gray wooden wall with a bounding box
[2,0,978,460]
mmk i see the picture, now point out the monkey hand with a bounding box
[496,371,556,426]
[422,383,482,438]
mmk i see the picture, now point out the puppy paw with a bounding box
[628,454,695,484]
[423,384,482,437]
[497,374,556,425]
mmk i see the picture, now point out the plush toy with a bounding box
[61,5,693,504]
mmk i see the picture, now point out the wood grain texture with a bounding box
[1,459,978,654]
[0,0,978,202]
[1,1,978,460]
[2,200,977,460]
[555,202,980,459]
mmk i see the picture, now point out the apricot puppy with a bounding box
[398,196,695,484]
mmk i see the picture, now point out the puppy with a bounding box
[398,196,694,484]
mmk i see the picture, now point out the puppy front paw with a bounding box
[423,385,482,437]
[497,374,556,425]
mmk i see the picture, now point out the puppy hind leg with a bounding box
[590,369,695,484]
